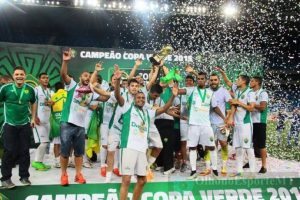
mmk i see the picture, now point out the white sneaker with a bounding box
[163,167,176,175]
[68,160,75,168]
[54,161,61,168]
[83,161,93,168]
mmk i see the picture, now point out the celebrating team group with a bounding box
[0,49,268,199]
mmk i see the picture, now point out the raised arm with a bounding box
[146,65,159,91]
[185,64,198,77]
[156,84,178,116]
[128,58,142,80]
[215,66,233,88]
[90,62,103,85]
[60,49,72,84]
[114,70,125,106]
[91,82,111,97]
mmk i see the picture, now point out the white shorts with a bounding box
[108,132,120,151]
[120,148,147,176]
[180,122,188,141]
[187,124,215,147]
[52,137,61,144]
[233,123,253,149]
[100,123,109,146]
[148,130,163,148]
[33,123,50,143]
[212,124,227,142]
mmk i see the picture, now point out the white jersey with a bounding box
[210,87,232,124]
[251,88,268,124]
[232,85,255,125]
[119,103,156,153]
[84,100,101,132]
[102,91,118,125]
[61,79,99,127]
[145,95,160,133]
[35,85,52,124]
[109,91,134,135]
[180,87,194,124]
[155,87,179,120]
[188,87,213,126]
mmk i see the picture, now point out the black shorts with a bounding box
[174,128,181,152]
[253,123,267,149]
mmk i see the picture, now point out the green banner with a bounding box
[0,42,264,87]
[1,178,300,200]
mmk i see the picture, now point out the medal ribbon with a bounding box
[135,106,146,125]
[197,88,207,103]
[237,87,248,99]
[12,84,26,104]
[41,87,50,99]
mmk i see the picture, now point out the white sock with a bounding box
[35,143,48,162]
[246,148,256,173]
[210,149,217,170]
[113,149,119,169]
[189,150,197,171]
[236,148,245,173]
[106,172,112,183]
[100,148,107,167]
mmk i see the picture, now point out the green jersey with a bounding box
[0,83,36,125]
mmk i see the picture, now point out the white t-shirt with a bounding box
[251,88,268,124]
[155,87,179,120]
[109,91,134,135]
[102,91,118,125]
[119,103,156,153]
[35,85,52,124]
[188,87,213,126]
[232,85,255,125]
[61,79,99,128]
[180,86,195,124]
[210,87,232,124]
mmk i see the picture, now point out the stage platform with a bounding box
[1,148,300,200]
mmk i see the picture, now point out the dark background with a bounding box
[0,0,299,105]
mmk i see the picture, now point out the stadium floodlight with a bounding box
[223,2,238,17]
[150,2,158,11]
[86,0,98,7]
[134,0,147,11]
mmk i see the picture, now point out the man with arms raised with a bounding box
[59,49,109,186]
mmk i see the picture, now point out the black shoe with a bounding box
[20,178,31,186]
[180,163,188,173]
[1,179,16,189]
[187,170,197,180]
[212,170,218,176]
[243,163,250,169]
[258,167,267,174]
